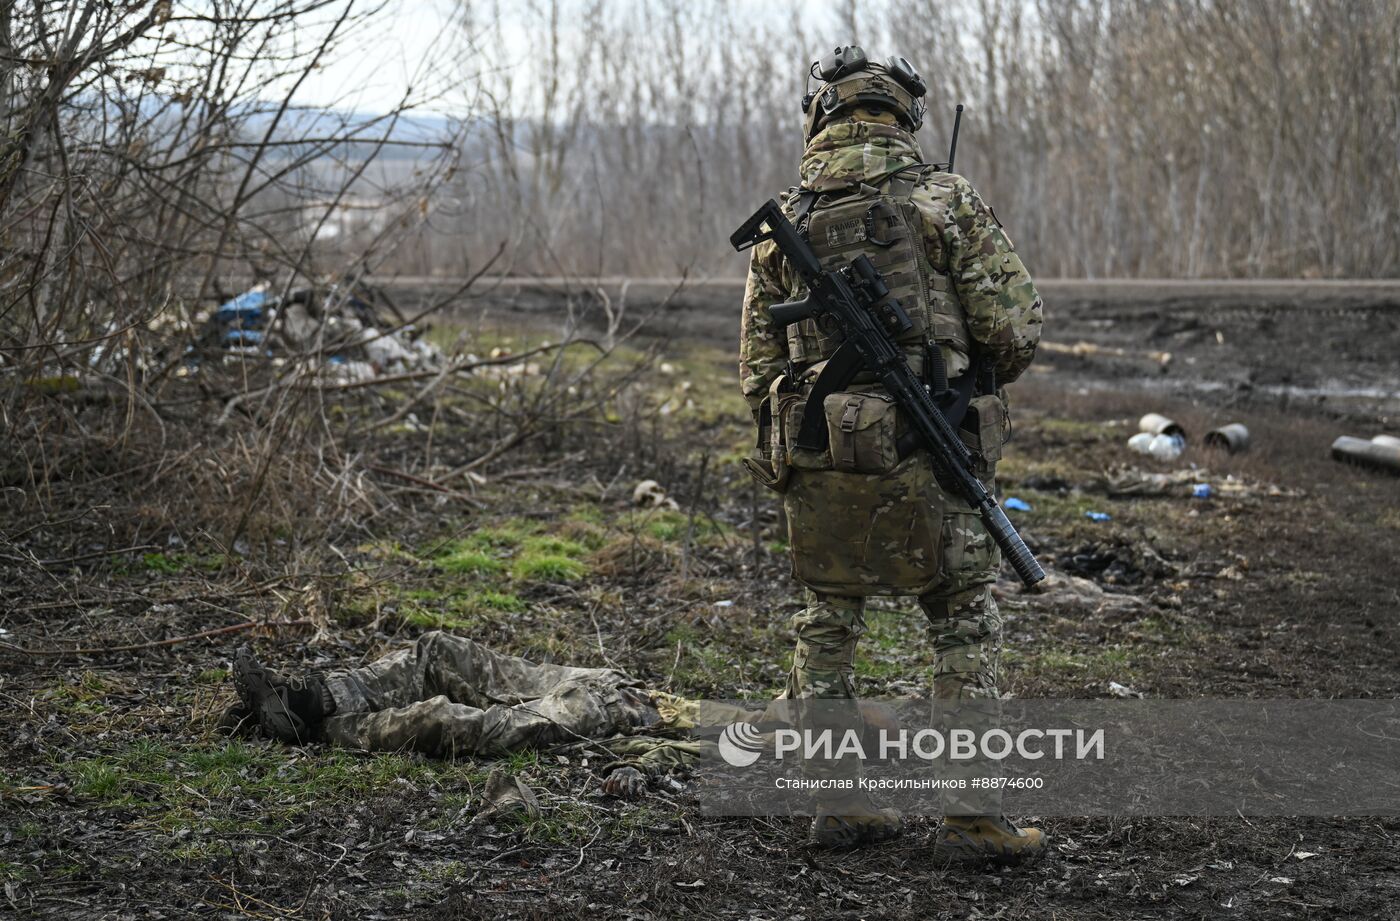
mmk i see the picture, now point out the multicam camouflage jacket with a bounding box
[739,119,1043,418]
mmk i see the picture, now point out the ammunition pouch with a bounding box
[960,393,1007,480]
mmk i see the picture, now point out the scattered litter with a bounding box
[1060,538,1176,586]
[1205,423,1250,454]
[1268,877,1293,886]
[1191,483,1213,499]
[471,768,539,824]
[1103,468,1300,499]
[1004,497,1032,512]
[1127,431,1185,461]
[713,600,734,608]
[1040,340,1172,367]
[1108,681,1142,699]
[1148,433,1185,461]
[632,479,680,510]
[195,283,440,378]
[1138,413,1186,439]
[1084,511,1112,522]
[1004,569,1146,613]
[1294,852,1318,860]
[1172,874,1199,887]
[1208,860,1234,871]
[1331,436,1400,475]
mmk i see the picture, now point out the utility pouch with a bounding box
[823,390,901,474]
[960,393,1007,477]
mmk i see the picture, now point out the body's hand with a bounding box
[602,766,647,799]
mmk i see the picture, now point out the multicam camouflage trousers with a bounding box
[784,502,1003,703]
[783,500,1005,814]
[319,631,655,757]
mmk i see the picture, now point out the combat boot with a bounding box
[809,796,905,848]
[933,815,1048,866]
[233,646,334,744]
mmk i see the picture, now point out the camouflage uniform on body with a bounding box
[233,632,738,785]
[317,631,656,757]
[738,48,1043,856]
[741,118,1040,708]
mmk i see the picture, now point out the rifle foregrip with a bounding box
[984,504,1046,588]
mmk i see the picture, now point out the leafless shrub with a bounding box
[447,0,1400,279]
[0,1,657,566]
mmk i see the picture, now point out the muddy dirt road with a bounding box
[440,275,1400,423]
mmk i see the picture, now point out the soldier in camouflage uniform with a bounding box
[231,634,733,798]
[740,47,1045,862]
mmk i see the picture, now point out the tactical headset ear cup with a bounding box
[883,55,926,98]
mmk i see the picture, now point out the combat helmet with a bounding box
[802,45,927,141]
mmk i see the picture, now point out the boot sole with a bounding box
[233,648,309,744]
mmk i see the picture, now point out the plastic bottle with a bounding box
[1147,433,1185,461]
[1127,432,1155,454]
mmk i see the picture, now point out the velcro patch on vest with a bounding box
[824,217,866,248]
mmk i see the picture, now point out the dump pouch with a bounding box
[743,376,797,493]
[782,453,947,597]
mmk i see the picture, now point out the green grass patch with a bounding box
[62,741,487,836]
[663,624,736,692]
[436,546,506,576]
[620,508,729,544]
[520,535,587,558]
[477,590,525,612]
[512,553,587,582]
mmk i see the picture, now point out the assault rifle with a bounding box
[730,199,1046,588]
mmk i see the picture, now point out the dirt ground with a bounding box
[3,280,1399,919]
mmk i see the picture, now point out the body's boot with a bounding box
[933,815,1048,866]
[809,793,905,848]
[233,646,334,743]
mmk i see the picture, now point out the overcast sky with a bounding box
[289,0,860,114]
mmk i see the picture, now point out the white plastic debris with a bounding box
[632,479,679,510]
[1127,432,1155,453]
[1108,681,1142,699]
[1127,430,1185,461]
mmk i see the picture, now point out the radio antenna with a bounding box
[947,103,964,171]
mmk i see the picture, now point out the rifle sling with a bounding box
[793,343,864,451]
[794,344,981,457]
